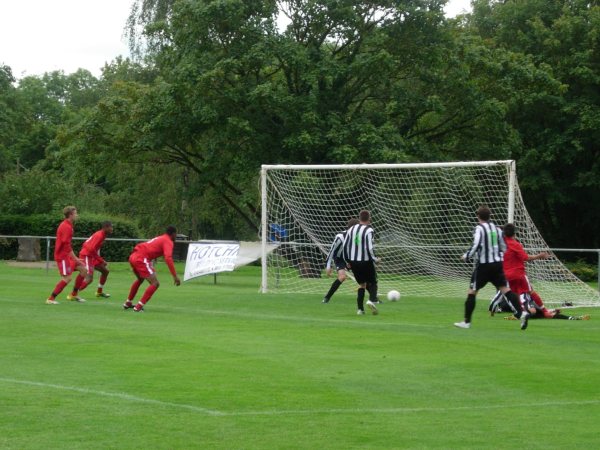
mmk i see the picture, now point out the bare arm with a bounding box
[527,252,550,262]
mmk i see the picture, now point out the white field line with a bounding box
[0,377,225,416]
[2,377,600,418]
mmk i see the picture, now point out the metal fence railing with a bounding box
[1,235,598,290]
[0,235,191,273]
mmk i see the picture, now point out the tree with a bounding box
[467,0,600,247]
[107,1,465,228]
[0,65,18,173]
[57,0,557,239]
[47,0,575,244]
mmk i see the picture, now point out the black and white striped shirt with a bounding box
[325,233,345,269]
[343,223,377,262]
[464,221,506,264]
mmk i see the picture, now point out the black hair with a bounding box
[503,223,516,237]
[166,225,177,236]
[476,205,491,221]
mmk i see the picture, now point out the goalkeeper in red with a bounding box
[67,221,114,301]
[490,223,549,311]
[123,226,181,312]
[487,224,590,320]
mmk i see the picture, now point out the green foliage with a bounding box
[0,214,139,261]
[0,169,71,214]
[565,259,599,282]
[90,0,568,247]
[0,168,110,216]
[467,0,600,248]
[0,65,18,173]
[70,0,559,240]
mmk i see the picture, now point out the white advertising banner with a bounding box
[184,241,240,281]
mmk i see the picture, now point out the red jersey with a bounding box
[502,236,529,280]
[80,229,106,258]
[132,234,176,277]
[54,219,74,260]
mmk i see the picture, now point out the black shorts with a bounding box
[470,262,508,291]
[333,257,347,271]
[349,260,377,284]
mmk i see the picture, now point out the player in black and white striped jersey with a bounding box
[322,218,360,303]
[454,205,529,330]
[343,210,379,315]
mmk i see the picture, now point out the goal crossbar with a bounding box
[261,160,514,170]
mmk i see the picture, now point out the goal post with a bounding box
[260,161,600,307]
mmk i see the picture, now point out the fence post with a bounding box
[46,237,50,274]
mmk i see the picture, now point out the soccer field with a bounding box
[1,262,599,449]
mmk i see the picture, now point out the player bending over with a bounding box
[322,218,360,303]
[123,226,181,312]
[67,221,114,302]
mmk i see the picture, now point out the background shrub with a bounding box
[565,259,599,283]
[0,213,140,261]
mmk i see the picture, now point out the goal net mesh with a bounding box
[261,162,600,307]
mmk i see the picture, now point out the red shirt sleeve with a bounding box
[163,238,177,277]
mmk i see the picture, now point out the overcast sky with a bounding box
[0,0,473,79]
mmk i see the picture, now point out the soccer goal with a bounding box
[260,161,600,308]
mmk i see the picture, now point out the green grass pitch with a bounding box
[1,261,599,449]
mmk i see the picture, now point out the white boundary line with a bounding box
[0,377,224,416]
[2,377,600,417]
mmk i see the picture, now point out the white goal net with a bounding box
[260,161,600,307]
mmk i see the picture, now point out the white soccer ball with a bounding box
[387,290,401,302]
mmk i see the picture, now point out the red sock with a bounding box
[531,291,543,307]
[50,280,68,299]
[78,279,90,292]
[97,274,108,293]
[75,274,84,289]
[139,285,158,305]
[128,279,143,301]
[70,274,84,296]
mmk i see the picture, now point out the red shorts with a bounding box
[507,275,532,296]
[129,252,155,278]
[80,254,106,273]
[55,257,77,276]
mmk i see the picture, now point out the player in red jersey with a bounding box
[46,206,88,305]
[489,223,549,315]
[502,223,549,296]
[67,221,114,302]
[123,225,181,312]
